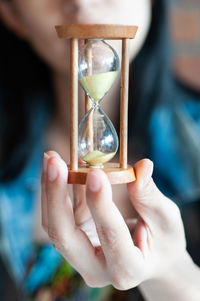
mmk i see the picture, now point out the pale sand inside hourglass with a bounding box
[79,71,118,103]
[79,71,118,167]
[82,150,115,167]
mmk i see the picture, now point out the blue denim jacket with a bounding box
[0,97,200,296]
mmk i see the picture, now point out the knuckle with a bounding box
[112,275,126,290]
[168,200,181,222]
[111,273,137,291]
[98,226,118,248]
[110,265,142,291]
[84,277,99,288]
[48,227,58,243]
[159,199,183,232]
[133,179,155,203]
[84,276,106,288]
[48,227,63,245]
[48,227,72,254]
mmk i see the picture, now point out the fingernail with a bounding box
[142,160,154,187]
[87,171,101,192]
[43,152,50,173]
[48,162,58,182]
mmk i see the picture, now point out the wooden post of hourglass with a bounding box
[70,38,78,171]
[85,39,92,114]
[55,24,138,185]
[120,39,129,169]
[84,39,93,152]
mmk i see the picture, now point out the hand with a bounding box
[41,151,186,290]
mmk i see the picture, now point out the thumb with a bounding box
[127,159,178,230]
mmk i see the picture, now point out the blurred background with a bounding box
[169,0,200,91]
[169,0,200,276]
[0,1,200,300]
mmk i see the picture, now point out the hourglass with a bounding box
[79,38,119,167]
[55,24,138,184]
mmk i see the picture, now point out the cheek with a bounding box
[17,2,69,73]
[122,0,152,59]
[28,20,69,73]
[100,0,152,59]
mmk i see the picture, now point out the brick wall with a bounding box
[169,0,200,90]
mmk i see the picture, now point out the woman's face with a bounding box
[2,0,151,75]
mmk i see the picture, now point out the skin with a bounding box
[41,152,200,300]
[0,0,151,74]
[0,0,151,136]
[0,0,152,237]
[1,0,200,300]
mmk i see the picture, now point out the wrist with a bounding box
[155,250,193,281]
[139,251,200,301]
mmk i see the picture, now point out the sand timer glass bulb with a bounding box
[78,39,120,167]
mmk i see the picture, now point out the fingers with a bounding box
[41,151,60,232]
[42,152,108,285]
[132,217,149,256]
[127,159,181,232]
[86,169,144,281]
[73,184,90,226]
[73,184,100,247]
[46,156,74,240]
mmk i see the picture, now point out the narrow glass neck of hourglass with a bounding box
[89,97,103,107]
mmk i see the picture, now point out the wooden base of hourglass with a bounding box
[67,163,135,185]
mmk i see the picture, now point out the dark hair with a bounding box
[128,0,200,162]
[0,21,54,182]
[128,0,174,161]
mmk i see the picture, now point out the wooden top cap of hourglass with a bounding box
[55,24,138,39]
